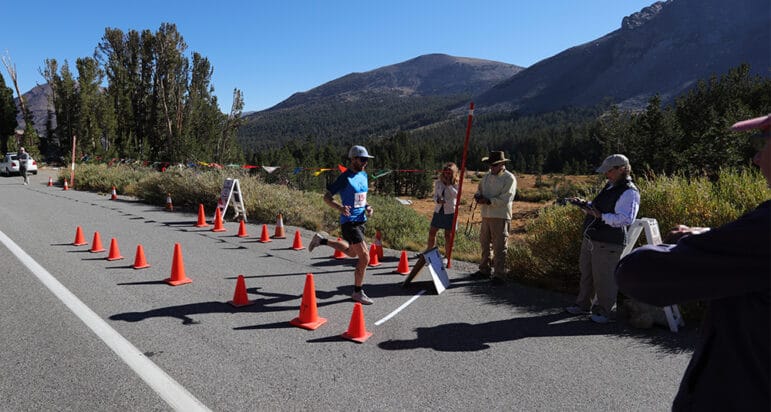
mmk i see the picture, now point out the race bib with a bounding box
[354,192,367,208]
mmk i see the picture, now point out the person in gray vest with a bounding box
[565,154,640,323]
[17,147,29,185]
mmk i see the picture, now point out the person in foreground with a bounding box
[426,162,459,254]
[615,114,770,411]
[472,151,517,284]
[308,145,375,305]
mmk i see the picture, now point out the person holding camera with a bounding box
[426,162,459,254]
[615,115,770,411]
[471,151,517,284]
[565,154,640,323]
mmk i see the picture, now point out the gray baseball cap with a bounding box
[596,154,630,173]
[348,145,374,159]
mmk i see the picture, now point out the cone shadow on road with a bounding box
[109,295,352,327]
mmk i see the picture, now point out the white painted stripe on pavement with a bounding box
[375,289,426,326]
[0,231,211,412]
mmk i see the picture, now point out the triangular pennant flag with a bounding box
[262,166,279,174]
[293,167,303,175]
[313,168,331,177]
[372,170,393,179]
[338,164,347,173]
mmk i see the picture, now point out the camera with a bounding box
[558,198,592,209]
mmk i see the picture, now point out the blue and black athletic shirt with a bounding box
[327,169,369,224]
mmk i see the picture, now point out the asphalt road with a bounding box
[0,170,696,411]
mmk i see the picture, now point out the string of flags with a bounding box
[100,157,437,179]
[100,156,439,180]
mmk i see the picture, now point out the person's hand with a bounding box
[436,197,445,204]
[664,224,710,243]
[584,205,601,218]
[365,205,374,217]
[341,205,351,216]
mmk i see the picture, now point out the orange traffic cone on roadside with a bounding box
[333,238,346,259]
[290,273,327,330]
[110,186,118,200]
[132,244,151,269]
[341,302,372,343]
[273,213,286,239]
[212,208,226,232]
[63,180,69,191]
[368,243,381,267]
[228,275,256,307]
[164,193,173,211]
[73,226,88,246]
[291,230,305,250]
[90,232,106,253]
[395,250,411,275]
[195,204,209,227]
[237,220,249,238]
[258,224,271,242]
[164,243,192,286]
[47,176,53,187]
[375,230,384,260]
[106,238,124,260]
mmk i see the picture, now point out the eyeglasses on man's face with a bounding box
[357,157,369,163]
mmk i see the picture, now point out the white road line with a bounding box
[375,289,426,326]
[0,231,211,412]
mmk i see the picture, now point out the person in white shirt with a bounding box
[426,162,459,254]
[565,154,640,323]
[472,151,517,284]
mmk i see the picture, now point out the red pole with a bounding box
[446,102,474,268]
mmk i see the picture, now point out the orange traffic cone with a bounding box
[368,243,381,267]
[259,224,272,243]
[333,238,346,259]
[212,208,226,232]
[228,274,256,307]
[73,226,88,246]
[164,193,173,211]
[237,220,249,238]
[291,230,304,250]
[90,232,106,253]
[341,302,372,343]
[63,180,69,190]
[273,213,286,239]
[106,238,124,261]
[289,273,327,330]
[164,243,192,286]
[395,250,411,275]
[47,176,53,187]
[110,186,118,200]
[132,244,151,269]
[375,230,384,260]
[195,204,209,228]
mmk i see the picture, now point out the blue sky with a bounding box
[1,0,655,112]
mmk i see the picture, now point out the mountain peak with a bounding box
[621,1,667,30]
[270,53,522,110]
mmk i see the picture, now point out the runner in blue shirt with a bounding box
[309,145,375,304]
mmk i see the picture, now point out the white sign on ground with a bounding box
[216,178,247,222]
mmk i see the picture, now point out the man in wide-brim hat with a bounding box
[472,150,517,284]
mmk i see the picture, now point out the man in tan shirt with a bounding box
[472,151,517,284]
